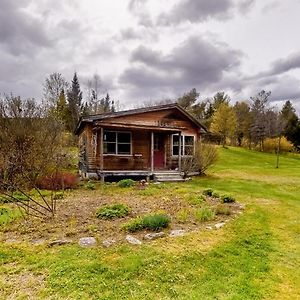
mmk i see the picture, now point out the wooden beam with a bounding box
[151,131,154,172]
[100,127,104,171]
[178,131,182,172]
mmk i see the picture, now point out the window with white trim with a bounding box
[172,134,195,156]
[103,131,131,155]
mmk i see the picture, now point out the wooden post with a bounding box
[178,131,182,172]
[100,127,104,171]
[151,131,154,172]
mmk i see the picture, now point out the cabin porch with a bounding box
[79,124,186,181]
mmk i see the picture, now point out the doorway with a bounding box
[153,133,165,169]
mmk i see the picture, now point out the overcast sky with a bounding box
[1,0,300,111]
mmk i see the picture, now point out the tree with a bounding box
[234,101,252,147]
[0,95,68,217]
[66,72,83,132]
[210,102,237,147]
[249,90,271,151]
[177,88,199,110]
[43,73,69,108]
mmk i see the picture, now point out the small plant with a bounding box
[194,206,215,222]
[215,204,231,215]
[121,217,144,232]
[85,181,95,190]
[176,208,190,223]
[212,192,220,199]
[96,203,130,219]
[142,214,170,231]
[187,194,205,205]
[122,214,170,232]
[221,195,236,203]
[118,179,135,188]
[203,188,213,197]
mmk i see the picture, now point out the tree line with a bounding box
[176,88,300,152]
[43,72,115,133]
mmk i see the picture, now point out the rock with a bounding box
[48,239,71,247]
[102,239,116,248]
[126,235,142,245]
[144,232,165,240]
[215,222,225,229]
[169,229,186,237]
[206,226,213,230]
[78,237,97,248]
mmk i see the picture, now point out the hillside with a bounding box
[0,147,299,299]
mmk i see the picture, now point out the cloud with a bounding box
[119,36,242,99]
[157,0,256,26]
[0,0,52,56]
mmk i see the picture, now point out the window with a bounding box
[103,131,131,155]
[172,134,195,156]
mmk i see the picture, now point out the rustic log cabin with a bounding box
[75,103,207,181]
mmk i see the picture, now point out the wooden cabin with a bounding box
[75,103,207,181]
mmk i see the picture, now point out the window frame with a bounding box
[103,130,132,156]
[171,134,195,157]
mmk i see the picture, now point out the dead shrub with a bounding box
[36,172,78,190]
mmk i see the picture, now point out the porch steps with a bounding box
[153,172,185,182]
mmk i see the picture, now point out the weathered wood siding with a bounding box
[78,107,201,172]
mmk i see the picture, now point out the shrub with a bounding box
[221,195,236,203]
[96,203,130,219]
[118,179,135,188]
[194,206,215,222]
[215,204,231,215]
[85,181,95,190]
[122,214,170,232]
[203,188,213,197]
[37,172,78,190]
[0,207,21,225]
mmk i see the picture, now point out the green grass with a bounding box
[0,147,300,299]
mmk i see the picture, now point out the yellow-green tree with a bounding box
[210,103,237,147]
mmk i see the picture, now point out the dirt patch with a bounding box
[1,184,244,245]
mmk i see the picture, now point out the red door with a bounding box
[154,134,165,169]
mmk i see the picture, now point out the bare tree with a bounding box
[0,95,69,218]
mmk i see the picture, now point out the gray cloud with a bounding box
[119,36,242,99]
[157,0,256,26]
[0,0,52,56]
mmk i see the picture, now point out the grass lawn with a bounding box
[0,147,300,299]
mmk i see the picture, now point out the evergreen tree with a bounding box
[66,72,83,132]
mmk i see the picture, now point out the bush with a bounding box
[215,204,231,215]
[118,179,135,188]
[96,203,130,219]
[203,188,213,197]
[37,172,78,190]
[85,181,95,190]
[221,195,236,203]
[122,214,170,232]
[194,206,215,222]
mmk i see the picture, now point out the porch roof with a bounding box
[92,122,183,133]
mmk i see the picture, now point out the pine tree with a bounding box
[66,72,83,132]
